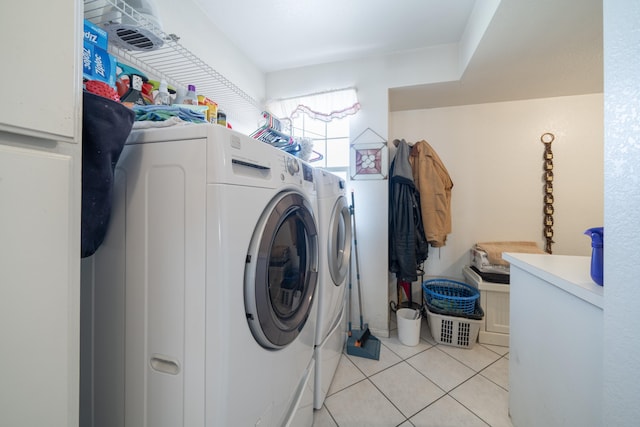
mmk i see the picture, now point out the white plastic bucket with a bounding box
[396,308,422,346]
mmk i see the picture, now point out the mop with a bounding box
[346,190,381,360]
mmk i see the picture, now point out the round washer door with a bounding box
[245,190,318,349]
[328,195,352,286]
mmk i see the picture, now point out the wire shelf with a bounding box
[83,0,262,128]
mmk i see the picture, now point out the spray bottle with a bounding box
[584,227,604,286]
[154,79,171,105]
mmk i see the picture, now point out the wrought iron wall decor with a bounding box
[541,132,555,253]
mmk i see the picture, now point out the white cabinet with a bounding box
[0,143,80,427]
[505,253,603,427]
[462,266,510,347]
[0,1,81,140]
[0,1,82,426]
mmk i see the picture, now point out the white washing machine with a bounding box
[312,168,352,409]
[86,124,318,427]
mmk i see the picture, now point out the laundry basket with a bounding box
[422,279,480,315]
[425,305,482,349]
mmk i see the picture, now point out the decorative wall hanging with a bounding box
[541,132,555,254]
[350,127,388,180]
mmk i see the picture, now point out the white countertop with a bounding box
[503,253,604,309]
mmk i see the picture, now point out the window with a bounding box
[266,88,359,180]
[290,114,350,178]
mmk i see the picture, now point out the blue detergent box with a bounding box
[83,19,108,49]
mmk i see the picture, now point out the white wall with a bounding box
[266,50,604,336]
[603,1,640,424]
[265,42,467,336]
[265,29,497,336]
[390,94,604,285]
[155,0,265,103]
[266,52,419,336]
[243,1,502,336]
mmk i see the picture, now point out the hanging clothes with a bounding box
[409,140,453,248]
[388,139,429,282]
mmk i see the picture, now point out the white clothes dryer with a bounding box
[87,124,318,427]
[312,168,352,409]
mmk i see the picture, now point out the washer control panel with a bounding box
[280,155,314,184]
[285,156,300,176]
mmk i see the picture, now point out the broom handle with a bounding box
[351,190,365,331]
[347,224,353,336]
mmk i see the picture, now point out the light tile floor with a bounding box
[313,315,513,427]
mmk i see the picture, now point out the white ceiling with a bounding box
[193,0,602,110]
[390,0,603,110]
[195,0,477,73]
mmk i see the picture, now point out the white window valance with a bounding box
[266,88,360,122]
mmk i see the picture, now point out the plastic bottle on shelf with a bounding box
[183,84,198,105]
[154,79,171,105]
[174,86,186,104]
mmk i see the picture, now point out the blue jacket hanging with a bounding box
[388,139,429,281]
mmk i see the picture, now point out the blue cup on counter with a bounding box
[584,227,604,286]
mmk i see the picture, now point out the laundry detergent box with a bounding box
[83,19,108,49]
[82,43,117,86]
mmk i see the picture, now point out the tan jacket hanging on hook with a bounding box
[409,140,453,247]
